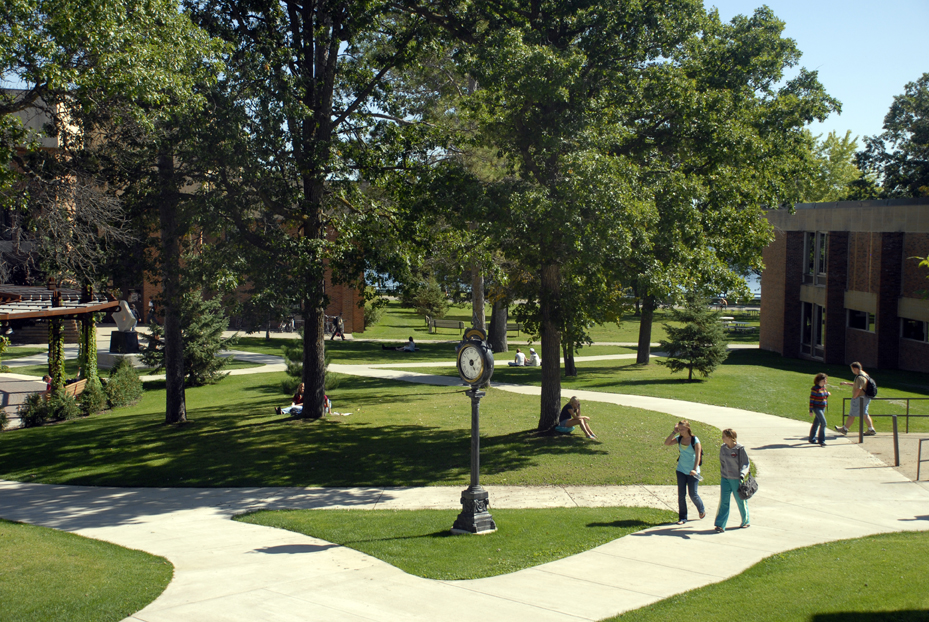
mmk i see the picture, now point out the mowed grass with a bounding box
[427,349,929,433]
[0,372,719,487]
[351,301,760,345]
[233,336,636,365]
[610,531,929,622]
[6,357,262,378]
[235,506,676,580]
[0,519,172,622]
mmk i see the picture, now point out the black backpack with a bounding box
[863,374,878,398]
[678,435,703,466]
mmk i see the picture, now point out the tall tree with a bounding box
[186,1,434,419]
[857,73,929,198]
[803,130,862,203]
[412,2,837,429]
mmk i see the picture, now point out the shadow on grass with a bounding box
[812,614,929,622]
[586,520,650,529]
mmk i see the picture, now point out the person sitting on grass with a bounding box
[554,396,597,439]
[276,383,304,416]
[525,348,540,366]
[508,348,526,366]
[383,336,416,352]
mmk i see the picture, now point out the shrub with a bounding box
[0,407,8,431]
[18,393,51,428]
[105,357,143,408]
[48,392,81,421]
[364,297,389,327]
[401,280,448,319]
[79,378,107,415]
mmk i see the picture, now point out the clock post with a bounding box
[452,328,497,535]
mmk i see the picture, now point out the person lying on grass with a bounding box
[554,396,597,439]
[382,336,416,352]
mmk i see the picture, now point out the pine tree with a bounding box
[142,290,234,387]
[659,295,730,381]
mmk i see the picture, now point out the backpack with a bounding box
[863,374,878,398]
[678,435,703,466]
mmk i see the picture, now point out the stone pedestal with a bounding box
[451,486,496,535]
[109,331,140,354]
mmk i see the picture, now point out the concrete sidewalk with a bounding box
[2,364,928,621]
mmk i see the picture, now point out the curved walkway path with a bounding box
[2,360,929,622]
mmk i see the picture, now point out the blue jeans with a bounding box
[715,478,749,530]
[675,470,705,521]
[810,408,827,444]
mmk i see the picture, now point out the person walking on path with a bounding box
[714,428,751,532]
[835,362,876,436]
[555,396,597,439]
[331,314,345,340]
[808,373,830,446]
[664,420,706,525]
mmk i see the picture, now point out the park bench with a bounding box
[428,318,465,334]
[506,322,524,336]
[62,379,88,398]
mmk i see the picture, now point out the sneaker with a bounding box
[864,428,877,436]
[819,442,826,447]
[834,425,848,434]
[275,407,282,415]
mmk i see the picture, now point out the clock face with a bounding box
[457,344,484,383]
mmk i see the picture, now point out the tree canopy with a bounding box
[857,73,929,198]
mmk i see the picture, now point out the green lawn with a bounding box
[0,518,172,622]
[5,357,261,378]
[419,349,929,433]
[0,372,719,488]
[610,531,929,621]
[357,301,760,345]
[236,506,676,580]
[1,346,49,360]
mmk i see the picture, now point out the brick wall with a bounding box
[899,339,929,373]
[760,231,787,354]
[845,328,878,368]
[876,233,903,369]
[325,281,365,334]
[824,232,848,364]
[848,232,879,293]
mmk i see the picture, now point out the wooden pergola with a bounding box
[0,282,119,388]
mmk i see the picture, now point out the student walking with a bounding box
[664,420,706,525]
[809,373,830,446]
[835,362,876,436]
[714,428,751,533]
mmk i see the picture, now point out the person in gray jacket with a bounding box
[714,428,751,532]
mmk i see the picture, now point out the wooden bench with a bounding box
[429,318,464,334]
[62,379,88,398]
[506,322,524,336]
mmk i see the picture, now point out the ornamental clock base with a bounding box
[451,485,497,535]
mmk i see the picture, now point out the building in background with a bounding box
[761,199,929,373]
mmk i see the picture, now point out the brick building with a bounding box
[760,198,929,373]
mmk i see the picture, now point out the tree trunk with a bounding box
[158,150,187,424]
[538,263,562,430]
[636,294,656,365]
[562,341,577,377]
[487,297,508,352]
[471,264,485,332]
[301,178,327,420]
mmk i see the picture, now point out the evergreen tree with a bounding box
[142,290,234,387]
[659,295,729,381]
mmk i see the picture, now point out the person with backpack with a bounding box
[714,428,751,532]
[835,362,877,436]
[664,420,706,525]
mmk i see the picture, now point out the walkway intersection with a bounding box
[1,350,928,621]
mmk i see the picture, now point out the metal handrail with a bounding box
[841,397,929,433]
[840,396,929,467]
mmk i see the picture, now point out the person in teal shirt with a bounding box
[664,420,705,525]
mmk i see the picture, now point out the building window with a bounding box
[801,302,826,359]
[848,309,875,332]
[803,231,828,284]
[901,318,928,342]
